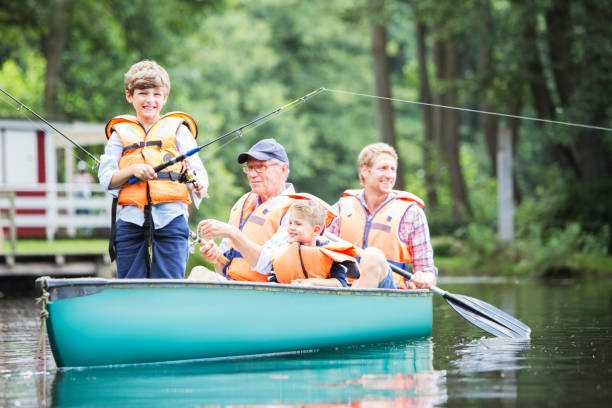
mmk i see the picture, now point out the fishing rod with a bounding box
[0,87,100,164]
[127,87,325,184]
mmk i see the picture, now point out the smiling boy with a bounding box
[98,60,208,279]
[269,200,360,287]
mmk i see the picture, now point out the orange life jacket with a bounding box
[337,189,425,289]
[105,112,197,211]
[271,242,359,284]
[223,192,336,282]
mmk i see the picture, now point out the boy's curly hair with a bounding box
[124,60,170,95]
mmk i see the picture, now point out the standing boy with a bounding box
[98,60,208,279]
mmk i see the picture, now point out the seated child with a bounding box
[269,200,360,287]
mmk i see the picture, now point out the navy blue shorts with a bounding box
[115,216,189,279]
[378,267,400,289]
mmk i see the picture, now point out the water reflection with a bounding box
[451,337,530,373]
[49,340,447,407]
[448,337,530,400]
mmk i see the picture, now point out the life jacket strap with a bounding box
[155,171,182,182]
[297,243,308,279]
[108,197,118,262]
[122,140,162,153]
[221,248,243,278]
[143,186,154,279]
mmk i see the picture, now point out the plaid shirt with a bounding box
[328,191,436,275]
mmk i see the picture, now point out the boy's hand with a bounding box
[291,278,314,286]
[131,164,157,181]
[192,178,208,198]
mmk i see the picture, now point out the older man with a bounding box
[191,138,299,282]
[328,142,437,289]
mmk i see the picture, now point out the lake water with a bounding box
[1,277,610,407]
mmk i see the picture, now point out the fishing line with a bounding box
[323,87,612,133]
[0,88,102,164]
[127,88,325,184]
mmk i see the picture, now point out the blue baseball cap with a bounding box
[237,138,289,164]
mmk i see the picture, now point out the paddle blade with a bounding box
[444,292,531,339]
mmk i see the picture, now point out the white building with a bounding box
[0,118,112,240]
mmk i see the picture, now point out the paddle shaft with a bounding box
[384,262,492,318]
[324,232,530,338]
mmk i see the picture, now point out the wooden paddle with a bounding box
[325,232,531,339]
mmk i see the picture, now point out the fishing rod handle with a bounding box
[127,147,200,184]
[189,231,229,265]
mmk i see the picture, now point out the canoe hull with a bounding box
[40,278,433,367]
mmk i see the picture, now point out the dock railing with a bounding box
[0,183,112,241]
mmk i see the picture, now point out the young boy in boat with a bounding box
[98,60,208,279]
[269,200,360,287]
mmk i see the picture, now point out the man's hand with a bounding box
[407,270,436,289]
[198,219,238,240]
[199,239,223,264]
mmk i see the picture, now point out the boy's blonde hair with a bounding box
[288,200,326,230]
[124,60,170,95]
[357,142,398,183]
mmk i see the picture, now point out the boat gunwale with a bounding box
[36,276,432,301]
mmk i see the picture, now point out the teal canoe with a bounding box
[36,277,433,368]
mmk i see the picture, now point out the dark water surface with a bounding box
[1,277,610,407]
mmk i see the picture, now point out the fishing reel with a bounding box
[179,169,198,184]
[188,230,204,253]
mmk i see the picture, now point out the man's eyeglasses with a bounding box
[241,162,280,174]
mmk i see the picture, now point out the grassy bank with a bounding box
[2,239,108,255]
[431,237,612,277]
[4,238,611,278]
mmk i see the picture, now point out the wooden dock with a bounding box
[0,251,113,278]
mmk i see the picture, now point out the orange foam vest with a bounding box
[337,189,425,289]
[224,192,336,282]
[224,193,297,282]
[105,112,197,210]
[271,242,359,284]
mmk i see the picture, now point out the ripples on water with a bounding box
[1,297,448,407]
[2,278,611,407]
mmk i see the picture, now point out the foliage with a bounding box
[0,52,45,116]
[0,0,611,276]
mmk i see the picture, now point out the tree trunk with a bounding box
[442,40,471,221]
[432,37,446,155]
[508,103,523,204]
[369,0,403,188]
[545,2,576,107]
[520,3,579,176]
[413,5,438,208]
[477,0,498,178]
[43,0,68,119]
[545,1,612,181]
